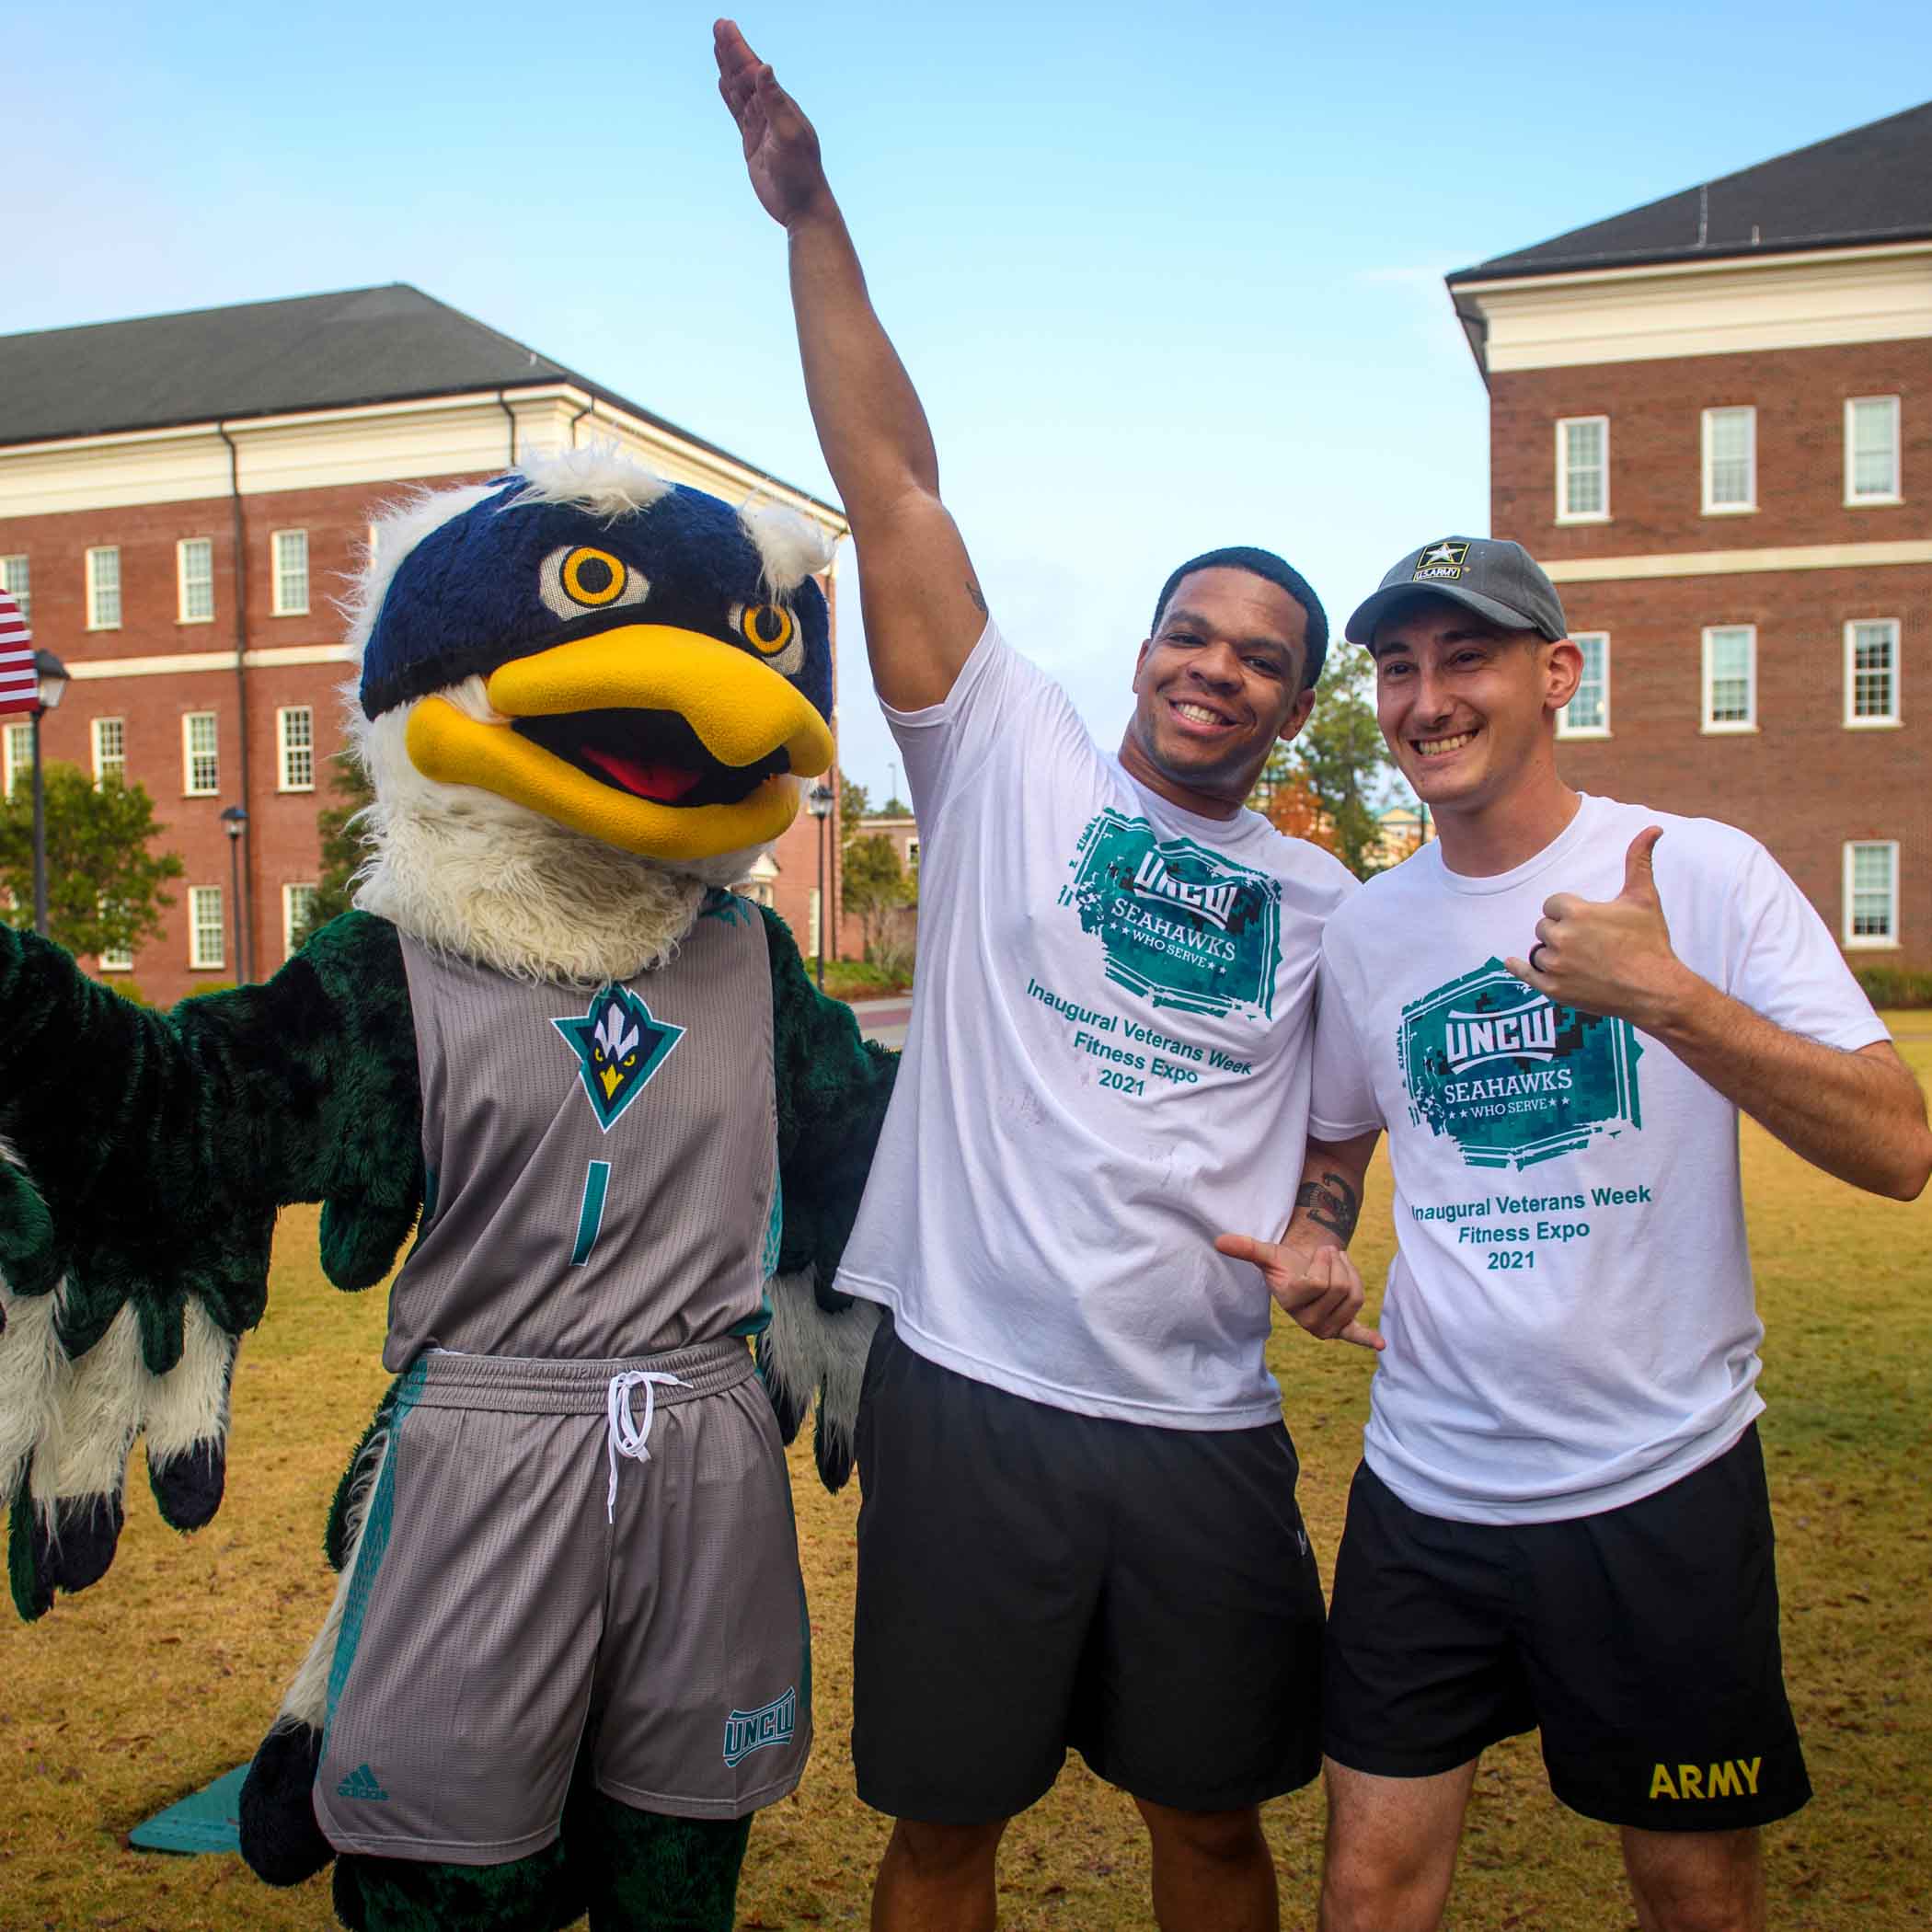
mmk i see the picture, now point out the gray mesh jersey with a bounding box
[384,906,777,1370]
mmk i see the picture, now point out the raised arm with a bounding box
[715,17,987,710]
[1216,1131,1385,1351]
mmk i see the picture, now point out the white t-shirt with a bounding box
[834,623,1358,1429]
[1310,793,1889,1524]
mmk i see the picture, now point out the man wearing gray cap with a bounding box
[1220,537,1931,1931]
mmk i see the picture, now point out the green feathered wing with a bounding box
[0,912,423,1619]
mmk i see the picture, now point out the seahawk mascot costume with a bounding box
[0,446,893,1932]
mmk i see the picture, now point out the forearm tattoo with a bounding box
[1296,1169,1361,1244]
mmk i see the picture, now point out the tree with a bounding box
[291,747,378,949]
[1247,654,1389,878]
[0,765,184,960]
[843,832,914,961]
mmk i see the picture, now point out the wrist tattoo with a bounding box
[965,578,988,617]
[1295,1170,1360,1243]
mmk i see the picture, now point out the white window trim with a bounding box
[86,546,122,631]
[1557,631,1612,739]
[1700,407,1757,516]
[1555,416,1611,524]
[271,528,310,615]
[1841,841,1901,950]
[282,882,318,961]
[277,706,316,792]
[189,885,226,971]
[3,719,32,799]
[1700,626,1758,734]
[182,711,220,796]
[1843,619,1902,729]
[91,716,127,785]
[0,555,28,625]
[97,896,134,973]
[176,537,215,625]
[1844,396,1902,506]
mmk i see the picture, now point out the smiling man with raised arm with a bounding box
[717,20,1374,1932]
[1224,535,1931,1932]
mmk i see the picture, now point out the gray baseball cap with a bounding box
[1345,537,1569,646]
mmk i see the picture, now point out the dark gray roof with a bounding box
[1449,99,1932,283]
[0,283,835,512]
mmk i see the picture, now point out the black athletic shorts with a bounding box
[1323,1424,1811,1832]
[851,1318,1326,1823]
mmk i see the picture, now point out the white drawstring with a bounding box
[605,1371,689,1523]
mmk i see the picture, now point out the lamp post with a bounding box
[220,805,248,980]
[29,649,71,939]
[805,781,834,989]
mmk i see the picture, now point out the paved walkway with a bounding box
[844,995,912,1051]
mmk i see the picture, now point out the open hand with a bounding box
[715,18,832,227]
[1215,1232,1383,1351]
[1505,827,1696,1031]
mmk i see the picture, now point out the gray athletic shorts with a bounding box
[313,1340,811,1865]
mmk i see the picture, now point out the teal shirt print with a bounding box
[1064,808,1284,1020]
[1399,958,1643,1169]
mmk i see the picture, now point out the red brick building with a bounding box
[1447,103,1929,972]
[0,285,849,1005]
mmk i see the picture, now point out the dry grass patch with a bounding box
[4,1022,1927,1929]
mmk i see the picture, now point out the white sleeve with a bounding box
[1308,933,1385,1139]
[881,619,1075,831]
[1723,840,1891,1052]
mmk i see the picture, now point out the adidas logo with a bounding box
[336,1763,390,1802]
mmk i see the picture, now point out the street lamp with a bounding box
[220,805,248,981]
[29,649,70,939]
[804,781,834,990]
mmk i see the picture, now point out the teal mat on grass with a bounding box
[127,1762,248,1855]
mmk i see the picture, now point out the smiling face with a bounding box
[1369,595,1581,824]
[1119,567,1316,817]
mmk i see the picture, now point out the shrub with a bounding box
[1854,965,1932,1010]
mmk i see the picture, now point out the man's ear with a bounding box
[1131,638,1153,693]
[1544,637,1583,715]
[1276,685,1318,747]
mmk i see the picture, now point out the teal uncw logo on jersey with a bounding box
[1399,958,1643,1170]
[1064,809,1282,1020]
[552,984,685,1132]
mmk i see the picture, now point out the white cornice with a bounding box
[0,389,848,538]
[1545,539,1932,583]
[1456,241,1932,373]
[65,642,357,680]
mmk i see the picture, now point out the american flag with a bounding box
[0,586,33,717]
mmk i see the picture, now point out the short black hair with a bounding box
[1152,546,1329,691]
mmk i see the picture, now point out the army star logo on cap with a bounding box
[1412,540,1470,582]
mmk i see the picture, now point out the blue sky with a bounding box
[10,1,1928,801]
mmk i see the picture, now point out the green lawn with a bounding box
[4,1022,1927,1930]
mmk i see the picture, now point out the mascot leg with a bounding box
[569,1794,751,1932]
[331,1846,576,1932]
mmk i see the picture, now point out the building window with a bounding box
[272,530,310,615]
[278,706,316,790]
[3,719,31,798]
[183,712,220,795]
[1556,417,1609,522]
[0,555,28,625]
[1701,627,1756,731]
[282,883,318,960]
[86,546,122,629]
[1845,620,1901,728]
[92,717,127,786]
[178,538,215,622]
[1843,842,1899,948]
[1557,633,1611,738]
[1846,397,1901,504]
[189,886,226,970]
[1702,408,1756,513]
[98,901,134,973]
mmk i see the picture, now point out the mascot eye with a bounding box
[539,545,651,619]
[730,601,804,675]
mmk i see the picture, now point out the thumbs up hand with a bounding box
[1505,827,1697,1030]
